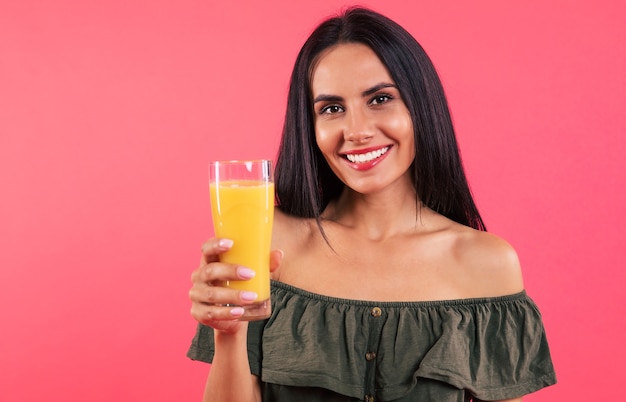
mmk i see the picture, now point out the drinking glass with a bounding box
[209,160,274,320]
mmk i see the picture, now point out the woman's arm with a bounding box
[190,238,283,402]
[189,238,263,402]
[203,329,261,402]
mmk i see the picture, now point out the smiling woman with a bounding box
[187,7,556,402]
[312,43,415,191]
[2,0,624,400]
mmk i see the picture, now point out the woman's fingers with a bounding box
[190,239,280,331]
[190,296,246,325]
[192,261,257,285]
[190,237,262,328]
[200,237,234,264]
[189,279,258,305]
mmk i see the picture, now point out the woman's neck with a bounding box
[321,182,426,241]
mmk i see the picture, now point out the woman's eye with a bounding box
[320,105,343,114]
[371,94,392,105]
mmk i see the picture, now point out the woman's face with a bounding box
[311,43,415,196]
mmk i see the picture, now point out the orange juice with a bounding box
[209,180,274,301]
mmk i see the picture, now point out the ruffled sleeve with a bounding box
[261,283,556,401]
[411,294,556,400]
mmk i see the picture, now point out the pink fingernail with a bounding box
[230,307,244,316]
[241,291,258,301]
[218,239,234,248]
[237,267,256,279]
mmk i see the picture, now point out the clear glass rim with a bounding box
[210,159,271,166]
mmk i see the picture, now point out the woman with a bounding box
[188,7,556,402]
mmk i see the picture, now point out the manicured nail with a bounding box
[237,267,256,279]
[218,239,234,249]
[241,291,258,301]
[230,307,244,316]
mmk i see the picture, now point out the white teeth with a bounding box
[346,147,389,164]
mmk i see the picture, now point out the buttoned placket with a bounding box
[363,306,385,402]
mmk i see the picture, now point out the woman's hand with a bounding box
[189,237,282,334]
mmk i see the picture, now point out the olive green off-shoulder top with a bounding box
[188,281,556,401]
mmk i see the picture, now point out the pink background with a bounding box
[1,0,624,401]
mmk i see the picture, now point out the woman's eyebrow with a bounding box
[313,94,343,104]
[362,82,396,97]
[313,83,396,104]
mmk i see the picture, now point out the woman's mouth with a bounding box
[345,146,390,163]
[342,146,391,170]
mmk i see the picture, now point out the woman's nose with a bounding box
[343,109,374,143]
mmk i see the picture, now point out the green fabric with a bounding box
[188,281,556,401]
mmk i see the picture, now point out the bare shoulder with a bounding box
[272,208,316,281]
[452,225,525,297]
[272,209,315,262]
[273,209,313,245]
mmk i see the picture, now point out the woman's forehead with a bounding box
[310,43,394,95]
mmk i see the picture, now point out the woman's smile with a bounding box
[341,145,392,170]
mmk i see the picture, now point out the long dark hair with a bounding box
[275,7,486,231]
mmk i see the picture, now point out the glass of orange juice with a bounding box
[209,160,274,321]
